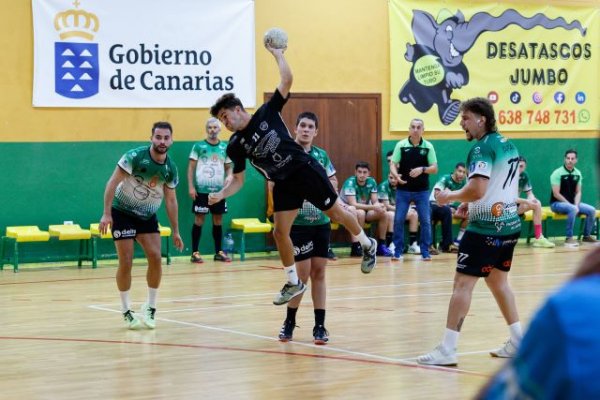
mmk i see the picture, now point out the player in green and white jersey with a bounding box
[100,121,183,330]
[418,98,523,367]
[429,162,467,252]
[340,162,392,257]
[277,112,336,344]
[515,156,555,248]
[187,117,233,263]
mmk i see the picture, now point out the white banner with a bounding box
[32,0,255,108]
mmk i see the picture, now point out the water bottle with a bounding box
[223,233,235,257]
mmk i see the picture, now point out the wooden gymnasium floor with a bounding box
[1,243,594,399]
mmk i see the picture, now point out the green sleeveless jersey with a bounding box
[429,173,466,207]
[466,132,521,236]
[189,140,231,193]
[378,180,397,206]
[113,146,179,220]
[340,176,378,205]
[293,145,334,226]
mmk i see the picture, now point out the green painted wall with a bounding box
[1,141,267,263]
[1,137,597,264]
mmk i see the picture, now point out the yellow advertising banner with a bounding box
[389,1,599,131]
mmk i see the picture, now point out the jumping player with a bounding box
[208,43,377,306]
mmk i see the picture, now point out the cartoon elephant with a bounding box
[399,9,586,125]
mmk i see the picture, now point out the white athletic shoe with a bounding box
[490,338,518,358]
[417,345,457,366]
[388,242,396,254]
[140,303,156,329]
[407,242,421,255]
[273,281,307,305]
[123,310,142,330]
[531,236,555,248]
[564,237,580,247]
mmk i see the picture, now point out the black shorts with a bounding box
[111,207,159,240]
[456,231,520,277]
[290,223,331,262]
[192,193,227,215]
[273,160,338,213]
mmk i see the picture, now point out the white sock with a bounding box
[457,229,465,241]
[119,290,131,313]
[509,321,523,345]
[147,287,158,308]
[356,231,372,248]
[284,264,299,285]
[441,328,460,352]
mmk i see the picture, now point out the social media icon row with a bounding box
[487,91,586,105]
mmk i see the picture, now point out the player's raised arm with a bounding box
[266,46,292,98]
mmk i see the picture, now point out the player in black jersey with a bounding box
[208,43,377,305]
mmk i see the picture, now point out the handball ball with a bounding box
[263,27,288,49]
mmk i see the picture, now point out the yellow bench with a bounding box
[89,223,173,266]
[522,209,550,244]
[0,226,51,272]
[431,217,464,249]
[542,206,595,239]
[89,223,113,268]
[230,218,272,261]
[48,224,93,268]
[159,225,172,265]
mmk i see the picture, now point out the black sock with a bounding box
[191,224,202,252]
[377,238,385,247]
[286,307,298,324]
[409,231,417,244]
[385,232,393,246]
[212,225,223,253]
[314,309,326,327]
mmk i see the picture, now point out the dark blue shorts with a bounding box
[290,223,331,262]
[272,160,338,213]
[111,207,159,241]
[192,192,227,215]
[456,231,520,277]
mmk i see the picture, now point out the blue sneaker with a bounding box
[278,319,296,342]
[313,325,329,345]
[376,243,392,257]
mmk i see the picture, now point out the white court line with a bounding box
[89,287,554,311]
[328,271,570,292]
[88,270,568,307]
[83,264,570,375]
[88,303,498,376]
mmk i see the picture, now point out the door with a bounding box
[265,93,382,184]
[265,93,382,244]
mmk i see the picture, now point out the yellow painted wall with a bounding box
[0,0,597,142]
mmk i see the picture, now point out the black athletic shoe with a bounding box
[327,248,337,260]
[350,242,363,257]
[313,325,329,345]
[278,319,296,342]
[213,251,232,262]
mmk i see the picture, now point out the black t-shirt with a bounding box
[226,89,312,181]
